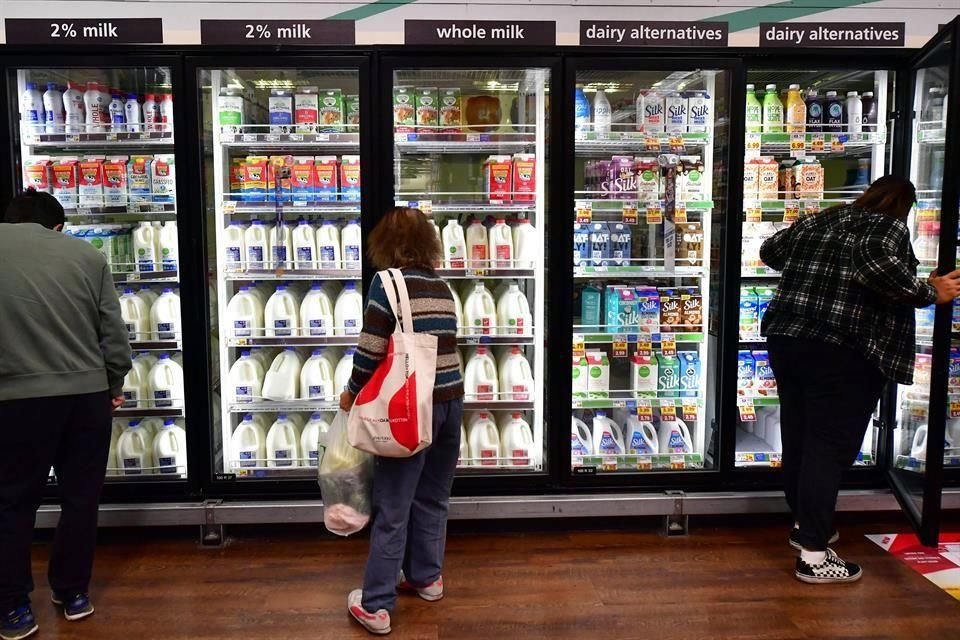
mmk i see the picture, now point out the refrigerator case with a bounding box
[568,63,730,475]
[8,60,192,484]
[199,63,365,480]
[735,66,894,469]
[387,63,550,475]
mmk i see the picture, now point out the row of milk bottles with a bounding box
[133,221,179,272]
[462,346,534,403]
[111,418,187,475]
[226,281,362,338]
[571,410,695,457]
[460,411,535,467]
[121,352,185,408]
[439,218,537,270]
[118,287,182,342]
[450,280,532,336]
[224,219,361,271]
[230,347,355,403]
[231,412,333,469]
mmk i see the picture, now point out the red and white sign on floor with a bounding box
[868,533,960,601]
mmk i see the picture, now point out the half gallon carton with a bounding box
[314,156,339,202]
[241,157,268,203]
[152,155,176,204]
[24,159,53,194]
[345,94,360,133]
[512,154,536,202]
[340,155,361,202]
[484,155,513,203]
[393,86,416,133]
[318,89,344,133]
[103,157,128,207]
[439,88,462,133]
[586,350,610,399]
[415,87,438,133]
[291,157,315,202]
[605,286,639,334]
[78,158,105,208]
[127,156,153,207]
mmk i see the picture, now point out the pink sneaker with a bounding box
[397,572,444,602]
[347,590,391,635]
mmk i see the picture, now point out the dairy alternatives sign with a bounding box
[759,22,905,47]
[405,20,556,45]
[200,20,355,45]
[5,18,163,44]
[580,21,728,46]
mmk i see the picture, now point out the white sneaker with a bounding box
[398,571,444,602]
[347,590,391,635]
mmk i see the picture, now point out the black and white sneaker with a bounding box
[795,549,863,584]
[789,528,839,550]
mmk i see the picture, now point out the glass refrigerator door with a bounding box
[737,67,894,469]
[198,63,364,480]
[569,64,730,475]
[888,21,959,546]
[9,62,189,482]
[387,63,550,475]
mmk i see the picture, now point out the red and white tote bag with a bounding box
[348,269,437,457]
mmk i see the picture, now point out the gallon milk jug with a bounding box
[227,286,265,338]
[224,221,247,269]
[466,220,488,269]
[148,354,185,408]
[261,348,303,401]
[244,220,268,269]
[132,352,157,381]
[269,223,294,269]
[470,345,497,374]
[500,347,534,401]
[121,359,147,408]
[572,417,593,457]
[447,282,464,333]
[300,283,335,337]
[458,425,469,467]
[266,414,301,468]
[465,350,499,401]
[316,220,342,269]
[151,289,181,341]
[302,413,332,468]
[119,288,150,341]
[500,413,533,466]
[139,418,163,441]
[488,219,514,269]
[658,419,693,454]
[335,282,363,336]
[159,221,179,272]
[341,220,362,270]
[468,412,500,466]
[232,414,266,469]
[292,219,317,269]
[464,282,497,336]
[911,425,932,460]
[335,348,355,394]
[496,283,532,336]
[229,350,265,403]
[133,221,159,272]
[265,285,300,337]
[136,286,159,309]
[512,219,537,269]
[300,349,335,400]
[153,419,187,474]
[592,411,625,456]
[442,219,467,269]
[117,420,154,475]
[625,416,659,455]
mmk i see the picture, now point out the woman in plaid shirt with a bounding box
[760,176,960,584]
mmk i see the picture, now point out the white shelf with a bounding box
[223,202,361,216]
[223,269,361,281]
[22,130,174,148]
[229,400,340,413]
[225,336,358,348]
[436,267,534,279]
[219,130,359,149]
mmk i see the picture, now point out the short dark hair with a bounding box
[4,189,66,229]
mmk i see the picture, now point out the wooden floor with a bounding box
[24,516,960,640]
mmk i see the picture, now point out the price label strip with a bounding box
[222,201,237,215]
[669,135,685,153]
[790,132,806,158]
[675,202,688,224]
[811,134,825,153]
[661,334,677,357]
[804,199,820,214]
[645,136,662,152]
[783,199,799,223]
[745,133,762,159]
[745,200,762,223]
[831,136,846,153]
[637,402,653,422]
[660,403,678,421]
[612,335,628,359]
[572,334,586,359]
[576,200,593,224]
[622,201,638,225]
[646,201,663,225]
[682,404,698,423]
[951,400,960,419]
[738,397,757,422]
[637,340,653,357]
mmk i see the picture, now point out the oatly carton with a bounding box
[314,156,339,202]
[608,222,632,267]
[573,223,591,267]
[78,158,105,208]
[340,155,361,202]
[512,154,536,202]
[589,222,610,267]
[102,157,128,207]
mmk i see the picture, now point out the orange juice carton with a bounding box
[439,88,462,133]
[416,87,439,133]
[314,156,339,202]
[24,159,53,194]
[291,157,316,202]
[512,154,536,202]
[484,155,513,203]
[393,86,416,133]
[78,158,105,208]
[756,157,780,201]
[103,157,129,207]
[127,156,153,206]
[340,155,361,202]
[241,156,268,203]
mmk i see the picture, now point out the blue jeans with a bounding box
[362,398,463,613]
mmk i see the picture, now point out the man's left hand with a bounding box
[340,390,356,412]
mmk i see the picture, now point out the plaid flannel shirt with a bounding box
[759,205,937,385]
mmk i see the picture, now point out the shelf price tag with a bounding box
[669,135,685,153]
[674,202,688,224]
[646,200,662,225]
[811,134,825,153]
[645,136,661,152]
[125,271,141,281]
[637,401,653,421]
[222,201,237,215]
[951,400,960,419]
[790,132,806,158]
[783,200,799,223]
[745,200,762,222]
[738,397,757,422]
[831,136,846,153]
[637,340,653,357]
[670,454,687,470]
[745,133,762,159]
[612,335,628,358]
[660,403,678,421]
[661,334,677,357]
[804,199,820,215]
[575,200,593,224]
[234,338,249,347]
[242,133,258,143]
[682,404,698,422]
[622,201,638,225]
[572,334,586,358]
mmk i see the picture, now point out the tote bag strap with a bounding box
[378,270,403,336]
[386,268,415,334]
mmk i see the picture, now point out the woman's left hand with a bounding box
[340,390,356,412]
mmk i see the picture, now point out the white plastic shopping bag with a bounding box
[318,410,373,537]
[348,268,436,457]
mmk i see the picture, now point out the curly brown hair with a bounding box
[367,207,441,270]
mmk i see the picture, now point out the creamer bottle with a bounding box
[512,219,537,269]
[335,282,363,336]
[467,412,500,466]
[159,221,179,272]
[465,350,499,401]
[227,286,264,338]
[229,350,265,403]
[293,219,317,269]
[300,283,335,337]
[261,348,303,401]
[232,414,266,469]
[119,288,150,341]
[154,419,187,475]
[300,349,335,400]
[341,220,362,270]
[265,285,299,337]
[500,413,533,466]
[464,281,496,336]
[148,354,185,408]
[465,220,488,269]
[117,420,154,475]
[267,414,301,468]
[488,219,513,269]
[302,413,332,468]
[133,220,158,272]
[335,348,355,394]
[244,220,268,269]
[151,289,182,341]
[496,283,532,336]
[316,220,342,269]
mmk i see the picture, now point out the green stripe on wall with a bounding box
[329,0,420,22]
[707,0,883,31]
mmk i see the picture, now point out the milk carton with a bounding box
[743,160,760,202]
[665,92,688,133]
[603,156,637,199]
[752,350,777,395]
[484,155,513,203]
[340,156,361,202]
[24,160,53,194]
[52,159,79,209]
[125,156,151,207]
[737,350,756,392]
[318,89,344,133]
[739,287,759,338]
[242,157,268,203]
[314,156,339,202]
[151,155,176,204]
[608,222,631,267]
[589,222,610,267]
[585,351,610,399]
[657,353,680,398]
[438,88,462,133]
[757,157,779,201]
[78,159,104,208]
[640,90,665,133]
[101,157,127,207]
[580,285,602,331]
[415,87,438,132]
[512,154,536,202]
[218,89,245,134]
[632,353,658,398]
[393,86,416,133]
[659,289,682,332]
[636,287,661,337]
[678,351,700,398]
[291,157,315,202]
[679,156,706,201]
[755,286,775,327]
[572,355,589,398]
[605,286,639,334]
[681,288,703,332]
[676,222,704,266]
[687,91,712,133]
[269,90,293,134]
[345,94,360,133]
[294,87,319,134]
[573,223,591,267]
[636,157,660,203]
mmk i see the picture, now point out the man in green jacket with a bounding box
[0,191,131,640]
